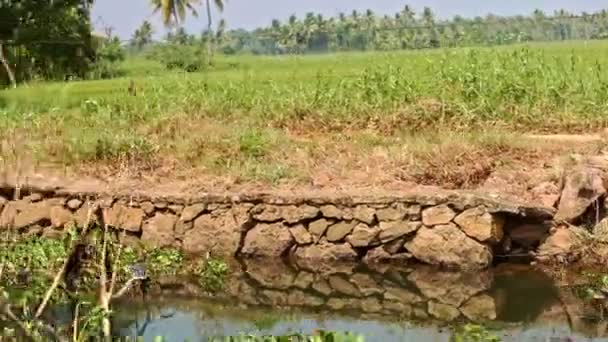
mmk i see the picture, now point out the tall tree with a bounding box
[1,0,95,87]
[131,20,154,50]
[205,0,225,64]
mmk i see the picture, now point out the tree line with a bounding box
[131,6,608,55]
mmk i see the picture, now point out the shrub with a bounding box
[146,44,206,72]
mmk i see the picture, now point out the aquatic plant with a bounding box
[197,255,229,293]
[451,324,501,342]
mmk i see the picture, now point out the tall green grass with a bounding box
[2,41,607,131]
[0,41,607,179]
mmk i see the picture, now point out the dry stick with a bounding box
[99,225,111,339]
[34,202,98,320]
[72,302,81,342]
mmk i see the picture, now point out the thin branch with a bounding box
[35,202,98,319]
[72,302,81,341]
[111,277,138,299]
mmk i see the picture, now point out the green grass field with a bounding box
[1,41,607,187]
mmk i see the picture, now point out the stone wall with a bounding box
[0,184,554,270]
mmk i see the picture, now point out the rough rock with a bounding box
[405,205,422,221]
[321,205,343,219]
[287,290,324,307]
[508,223,551,248]
[460,294,497,321]
[141,213,177,248]
[376,206,405,222]
[383,286,424,304]
[289,224,313,245]
[154,202,168,209]
[363,246,412,264]
[405,224,492,269]
[255,205,319,224]
[184,208,250,256]
[383,237,406,254]
[140,201,155,215]
[360,297,383,313]
[346,223,378,247]
[530,182,560,208]
[168,204,183,214]
[408,267,491,307]
[244,260,295,290]
[180,204,206,222]
[103,204,144,232]
[293,271,314,289]
[327,298,351,311]
[422,205,456,226]
[353,206,376,224]
[594,218,608,243]
[50,206,72,228]
[555,166,606,223]
[351,273,383,296]
[536,227,582,260]
[283,205,320,224]
[454,207,504,243]
[383,301,413,315]
[27,193,43,202]
[66,199,83,210]
[0,201,18,227]
[326,221,356,242]
[329,275,361,297]
[378,221,421,243]
[312,278,333,296]
[262,290,288,306]
[14,202,51,229]
[241,223,294,257]
[308,218,332,241]
[428,301,461,321]
[293,241,358,268]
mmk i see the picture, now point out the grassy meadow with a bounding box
[1,40,607,188]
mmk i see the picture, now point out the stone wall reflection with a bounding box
[160,260,563,325]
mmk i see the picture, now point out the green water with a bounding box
[107,261,608,341]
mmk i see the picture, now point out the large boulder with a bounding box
[555,166,606,223]
[405,224,492,269]
[241,222,294,257]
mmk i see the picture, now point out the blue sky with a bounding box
[92,0,607,38]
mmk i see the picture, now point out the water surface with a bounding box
[109,261,608,341]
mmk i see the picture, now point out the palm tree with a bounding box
[131,20,154,50]
[150,0,201,26]
[205,0,225,64]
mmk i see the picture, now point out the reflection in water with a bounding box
[112,260,608,341]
